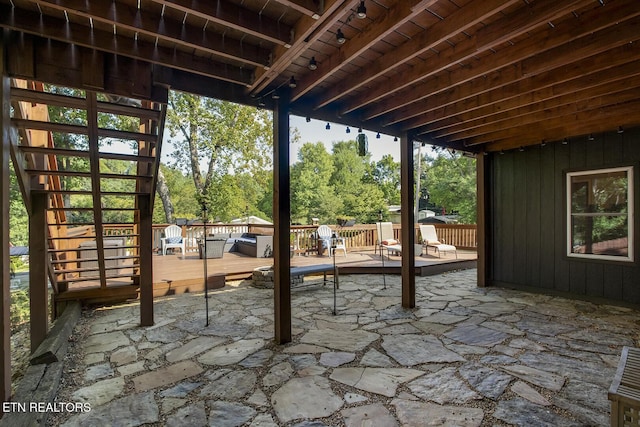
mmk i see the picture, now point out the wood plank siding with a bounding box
[489,126,640,304]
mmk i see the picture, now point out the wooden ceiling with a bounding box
[1,0,639,153]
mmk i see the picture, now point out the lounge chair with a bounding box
[316,225,347,257]
[419,224,457,258]
[376,222,402,258]
[161,224,186,257]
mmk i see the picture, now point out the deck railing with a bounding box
[98,222,477,254]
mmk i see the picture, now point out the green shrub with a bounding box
[10,290,30,332]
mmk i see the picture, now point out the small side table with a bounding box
[609,346,640,426]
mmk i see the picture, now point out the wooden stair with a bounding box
[9,79,166,306]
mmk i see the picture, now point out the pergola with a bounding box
[2,0,640,405]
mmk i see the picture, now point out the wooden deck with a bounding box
[53,248,477,303]
[152,248,477,297]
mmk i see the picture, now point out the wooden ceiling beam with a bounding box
[450,86,640,145]
[27,0,270,68]
[149,0,293,46]
[347,0,591,117]
[249,0,358,94]
[362,0,627,124]
[290,0,438,102]
[414,42,640,132]
[433,61,640,140]
[478,99,640,151]
[0,8,253,86]
[313,0,522,110]
[384,6,640,130]
[275,0,322,17]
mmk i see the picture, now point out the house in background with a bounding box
[230,216,273,225]
[388,206,436,224]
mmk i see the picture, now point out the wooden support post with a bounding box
[400,131,416,308]
[273,92,291,344]
[0,31,12,404]
[29,190,49,353]
[477,152,491,287]
[85,92,108,288]
[138,194,154,326]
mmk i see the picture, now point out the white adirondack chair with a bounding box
[161,224,186,257]
[316,225,347,257]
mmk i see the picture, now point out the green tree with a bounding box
[9,164,28,246]
[236,170,272,221]
[165,92,273,221]
[367,154,400,205]
[154,165,199,222]
[330,141,387,223]
[424,151,476,223]
[290,142,342,224]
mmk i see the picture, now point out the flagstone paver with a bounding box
[511,380,550,406]
[382,334,465,365]
[499,364,565,391]
[165,336,226,363]
[71,377,125,407]
[407,367,481,404]
[271,376,343,422]
[83,331,129,354]
[392,399,484,427]
[341,403,398,427]
[132,360,203,392]
[60,391,159,427]
[48,269,639,426]
[319,352,355,367]
[300,329,379,352]
[330,367,424,397]
[198,339,265,366]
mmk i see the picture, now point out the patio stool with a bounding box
[609,346,640,426]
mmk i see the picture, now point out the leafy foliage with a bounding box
[330,141,387,223]
[291,142,342,224]
[10,290,30,331]
[367,154,401,205]
[165,92,273,220]
[423,150,477,223]
[153,164,199,223]
[9,163,28,246]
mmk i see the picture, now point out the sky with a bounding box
[155,113,401,166]
[289,115,400,164]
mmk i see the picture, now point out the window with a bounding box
[567,166,633,262]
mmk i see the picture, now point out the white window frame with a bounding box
[566,166,634,262]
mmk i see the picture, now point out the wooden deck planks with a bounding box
[153,249,478,290]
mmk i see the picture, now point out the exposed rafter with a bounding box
[0,0,638,152]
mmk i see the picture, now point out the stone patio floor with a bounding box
[48,269,639,426]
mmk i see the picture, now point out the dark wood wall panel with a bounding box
[622,127,640,304]
[493,153,515,284]
[553,143,570,293]
[491,127,640,304]
[513,149,528,286]
[525,148,541,289]
[539,143,556,289]
[568,140,588,296]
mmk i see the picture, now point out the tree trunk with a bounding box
[156,168,174,223]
